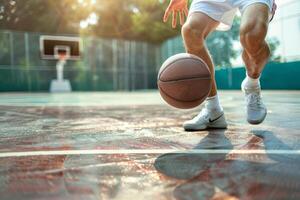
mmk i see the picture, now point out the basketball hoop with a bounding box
[40,35,81,60]
[58,53,68,62]
[54,47,70,86]
[40,35,81,93]
[50,48,72,92]
[54,46,71,62]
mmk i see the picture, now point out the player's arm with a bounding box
[163,0,189,28]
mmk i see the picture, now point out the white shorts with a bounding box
[189,0,274,31]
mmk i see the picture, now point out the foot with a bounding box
[242,80,267,125]
[183,108,228,131]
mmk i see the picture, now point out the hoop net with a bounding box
[54,46,71,61]
[58,53,67,61]
[54,52,70,62]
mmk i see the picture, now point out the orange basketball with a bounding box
[157,53,212,109]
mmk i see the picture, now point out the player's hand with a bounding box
[163,0,189,28]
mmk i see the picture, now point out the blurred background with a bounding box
[0,0,299,92]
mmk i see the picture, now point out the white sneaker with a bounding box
[183,108,228,131]
[242,81,267,125]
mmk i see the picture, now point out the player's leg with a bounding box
[239,3,271,124]
[182,12,219,97]
[240,3,270,79]
[182,13,227,131]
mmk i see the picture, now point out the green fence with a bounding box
[0,30,299,92]
[161,36,185,62]
[0,30,161,92]
[216,61,300,90]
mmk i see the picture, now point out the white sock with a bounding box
[243,74,261,89]
[205,95,223,114]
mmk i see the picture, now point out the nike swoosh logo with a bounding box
[209,114,224,123]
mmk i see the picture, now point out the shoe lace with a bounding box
[247,93,264,110]
[195,108,209,120]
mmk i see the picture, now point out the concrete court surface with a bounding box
[0,91,299,200]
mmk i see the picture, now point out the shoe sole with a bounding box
[184,126,228,132]
[184,115,228,131]
[248,112,267,125]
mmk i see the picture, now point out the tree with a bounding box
[206,18,240,67]
[130,0,179,43]
[0,0,91,34]
[267,37,281,62]
[0,0,178,43]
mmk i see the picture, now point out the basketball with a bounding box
[157,53,212,109]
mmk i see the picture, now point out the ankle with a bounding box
[243,73,261,89]
[205,95,223,113]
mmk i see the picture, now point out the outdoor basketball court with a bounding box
[0,1,299,199]
[0,91,299,199]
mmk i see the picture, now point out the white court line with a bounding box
[0,149,300,158]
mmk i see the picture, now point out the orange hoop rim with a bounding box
[56,53,70,61]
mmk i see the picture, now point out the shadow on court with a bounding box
[0,91,299,200]
[155,130,300,200]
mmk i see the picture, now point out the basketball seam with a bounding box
[159,57,209,80]
[159,85,210,103]
[159,77,211,83]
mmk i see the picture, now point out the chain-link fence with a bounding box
[1,25,300,92]
[0,30,163,92]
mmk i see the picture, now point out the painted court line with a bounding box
[0,149,300,158]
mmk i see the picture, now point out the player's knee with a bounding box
[182,21,206,49]
[240,21,268,54]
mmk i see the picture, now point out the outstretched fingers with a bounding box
[184,7,189,18]
[179,11,184,25]
[172,10,178,28]
[163,0,189,28]
[163,6,171,22]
